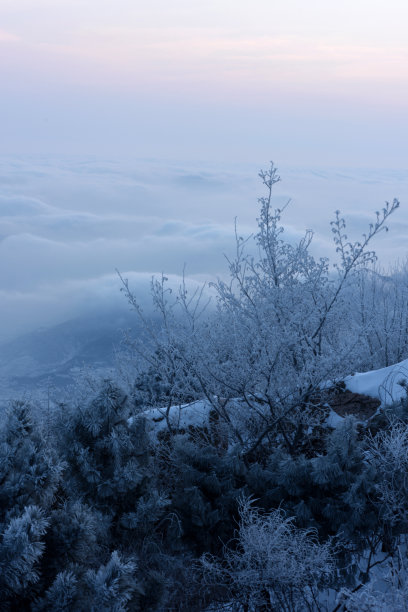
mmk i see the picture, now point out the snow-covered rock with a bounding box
[345,359,408,407]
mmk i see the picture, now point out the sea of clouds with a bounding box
[0,156,407,343]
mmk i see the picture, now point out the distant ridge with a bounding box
[0,309,141,398]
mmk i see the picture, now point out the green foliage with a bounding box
[157,434,246,555]
[43,500,110,574]
[3,377,408,609]
[83,551,141,612]
[34,552,144,612]
[60,381,152,514]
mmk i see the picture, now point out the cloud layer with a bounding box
[0,157,406,342]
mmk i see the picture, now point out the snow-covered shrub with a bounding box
[366,421,408,530]
[355,264,408,371]
[34,551,142,612]
[58,381,152,514]
[243,417,382,588]
[0,400,63,521]
[43,500,111,574]
[0,505,49,606]
[83,551,139,612]
[52,380,169,610]
[33,570,78,612]
[201,497,333,611]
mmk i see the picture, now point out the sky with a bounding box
[0,0,407,164]
[0,1,407,342]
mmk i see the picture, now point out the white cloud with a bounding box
[0,157,405,342]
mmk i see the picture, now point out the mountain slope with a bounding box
[0,309,141,397]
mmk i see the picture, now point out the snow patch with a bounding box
[131,400,212,439]
[345,359,408,407]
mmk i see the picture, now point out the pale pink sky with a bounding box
[0,0,407,165]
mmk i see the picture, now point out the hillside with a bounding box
[0,309,140,398]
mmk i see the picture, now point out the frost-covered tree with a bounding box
[119,273,208,428]
[121,163,399,457]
